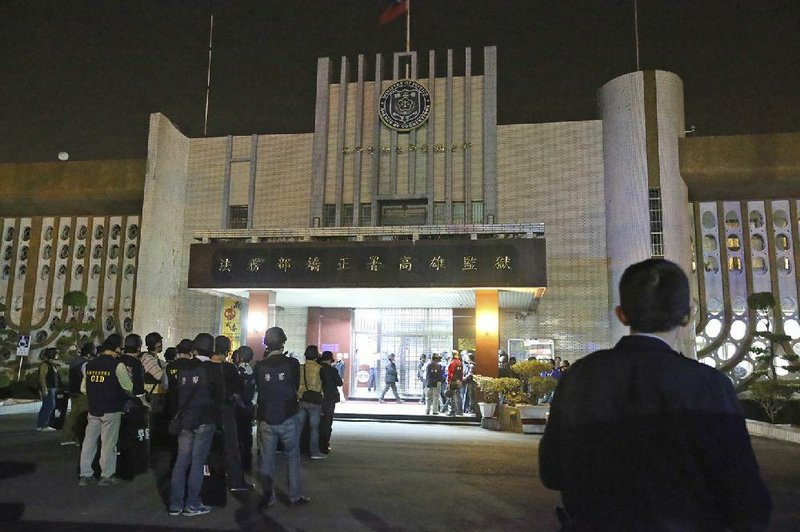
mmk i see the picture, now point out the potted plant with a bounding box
[474,376,523,417]
[512,359,558,433]
[746,292,800,423]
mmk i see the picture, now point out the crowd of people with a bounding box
[36,326,342,516]
[412,350,478,416]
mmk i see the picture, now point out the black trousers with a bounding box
[319,400,336,453]
[234,404,254,472]
[221,403,244,487]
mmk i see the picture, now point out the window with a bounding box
[649,188,664,257]
[228,205,248,229]
[471,201,484,224]
[323,204,336,227]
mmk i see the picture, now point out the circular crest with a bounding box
[379,79,431,132]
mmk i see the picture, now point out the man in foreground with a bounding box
[539,258,771,531]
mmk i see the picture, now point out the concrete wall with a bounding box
[497,120,610,360]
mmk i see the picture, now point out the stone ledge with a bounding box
[0,399,42,416]
[746,419,800,445]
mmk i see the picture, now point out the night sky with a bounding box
[1,0,798,163]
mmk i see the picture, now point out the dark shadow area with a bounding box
[234,499,289,532]
[0,502,25,523]
[0,461,36,481]
[349,508,402,532]
[5,522,227,532]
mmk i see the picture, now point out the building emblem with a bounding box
[379,79,431,132]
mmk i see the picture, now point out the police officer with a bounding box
[164,339,194,419]
[61,343,96,445]
[120,334,148,408]
[168,333,223,516]
[255,326,310,508]
[78,334,133,486]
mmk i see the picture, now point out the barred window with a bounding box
[342,204,354,227]
[649,188,664,257]
[471,201,484,224]
[228,205,248,229]
[323,204,336,227]
[360,203,372,226]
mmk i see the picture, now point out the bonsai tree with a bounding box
[511,359,558,404]
[746,292,800,423]
[474,375,523,404]
[54,291,98,362]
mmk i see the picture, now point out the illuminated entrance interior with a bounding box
[350,308,453,399]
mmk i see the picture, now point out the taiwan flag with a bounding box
[380,0,408,25]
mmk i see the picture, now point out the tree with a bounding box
[746,292,800,423]
[54,291,98,362]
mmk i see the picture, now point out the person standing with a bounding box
[78,334,132,486]
[168,333,223,516]
[424,354,443,415]
[211,335,251,492]
[378,353,403,403]
[297,345,326,460]
[318,350,342,454]
[254,326,310,508]
[416,354,427,404]
[61,343,96,445]
[446,352,463,416]
[36,347,61,431]
[120,334,149,409]
[461,353,477,416]
[163,339,195,420]
[539,258,772,530]
[232,346,256,473]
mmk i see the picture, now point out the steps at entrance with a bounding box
[333,399,480,425]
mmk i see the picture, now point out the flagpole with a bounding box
[634,0,641,71]
[203,14,214,136]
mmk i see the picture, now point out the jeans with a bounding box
[297,402,322,456]
[169,423,216,511]
[448,383,463,415]
[258,415,303,503]
[79,411,122,478]
[37,388,57,428]
[425,384,441,414]
[462,380,477,414]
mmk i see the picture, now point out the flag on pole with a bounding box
[380,0,408,25]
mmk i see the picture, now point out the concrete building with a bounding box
[2,46,798,396]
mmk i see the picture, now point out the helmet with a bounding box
[214,335,231,355]
[235,346,254,364]
[80,342,96,358]
[264,327,287,349]
[163,347,177,363]
[176,338,193,355]
[192,333,214,355]
[145,332,163,350]
[124,334,142,353]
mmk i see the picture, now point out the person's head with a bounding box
[264,326,287,351]
[41,347,58,360]
[420,353,427,360]
[304,345,320,362]
[617,258,691,333]
[80,342,96,359]
[233,346,254,365]
[176,338,193,358]
[509,356,517,365]
[145,332,163,353]
[163,347,177,363]
[388,353,395,361]
[452,352,461,360]
[123,334,142,354]
[192,333,214,357]
[499,354,508,364]
[320,350,334,364]
[432,353,440,362]
[554,356,562,365]
[101,333,124,354]
[214,335,232,357]
[560,360,570,370]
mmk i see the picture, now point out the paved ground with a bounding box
[0,412,798,531]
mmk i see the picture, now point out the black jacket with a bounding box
[320,363,343,403]
[385,360,398,383]
[539,335,771,531]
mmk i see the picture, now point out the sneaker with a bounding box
[77,476,95,487]
[229,483,254,492]
[98,476,122,486]
[37,427,56,432]
[310,453,327,460]
[378,399,385,403]
[168,508,183,516]
[183,505,211,516]
[60,440,78,446]
[290,495,311,506]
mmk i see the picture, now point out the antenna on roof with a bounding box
[203,14,214,136]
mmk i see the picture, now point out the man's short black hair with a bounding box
[102,334,123,352]
[619,258,690,333]
[214,335,231,356]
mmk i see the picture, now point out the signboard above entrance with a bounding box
[188,238,546,290]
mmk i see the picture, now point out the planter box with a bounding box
[477,402,497,418]
[517,404,549,434]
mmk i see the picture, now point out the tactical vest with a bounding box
[176,361,214,430]
[256,356,297,425]
[239,364,256,404]
[426,362,441,387]
[118,353,145,396]
[85,355,128,416]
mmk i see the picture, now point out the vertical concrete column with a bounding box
[482,46,498,223]
[246,290,276,360]
[475,290,499,377]
[310,58,331,227]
